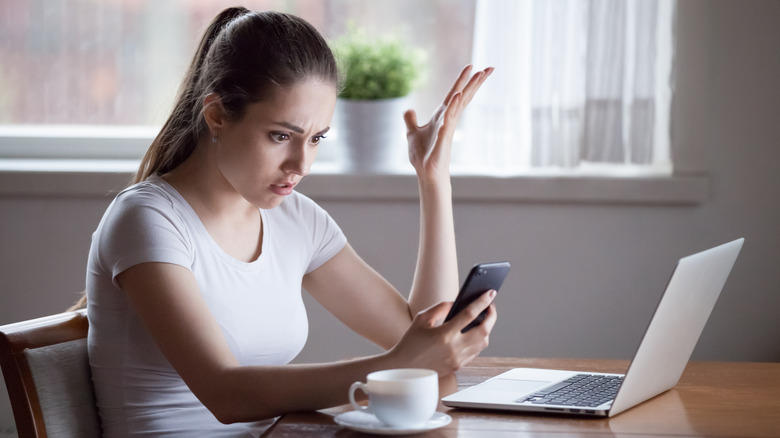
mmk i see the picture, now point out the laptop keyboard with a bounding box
[515,374,624,407]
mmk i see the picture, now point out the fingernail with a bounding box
[489,290,497,298]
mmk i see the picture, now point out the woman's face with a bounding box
[213,78,337,209]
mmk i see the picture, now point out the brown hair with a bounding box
[134,7,341,184]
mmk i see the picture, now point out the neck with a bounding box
[161,139,255,221]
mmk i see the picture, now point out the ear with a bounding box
[202,93,227,136]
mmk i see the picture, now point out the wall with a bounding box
[2,0,779,432]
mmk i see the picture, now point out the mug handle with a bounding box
[348,381,371,413]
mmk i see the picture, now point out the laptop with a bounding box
[442,238,744,417]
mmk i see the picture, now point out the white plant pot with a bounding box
[335,96,411,174]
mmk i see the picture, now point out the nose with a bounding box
[283,140,310,176]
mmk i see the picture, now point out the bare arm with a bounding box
[405,65,494,314]
[117,261,495,424]
[304,66,494,349]
[302,244,411,349]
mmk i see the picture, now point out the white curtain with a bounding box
[458,0,675,173]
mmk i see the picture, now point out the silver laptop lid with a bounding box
[609,238,744,416]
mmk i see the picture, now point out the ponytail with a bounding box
[134,7,250,184]
[67,8,251,311]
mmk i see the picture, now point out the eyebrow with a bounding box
[274,122,330,136]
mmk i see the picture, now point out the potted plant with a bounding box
[331,28,424,173]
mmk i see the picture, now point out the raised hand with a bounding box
[403,65,494,183]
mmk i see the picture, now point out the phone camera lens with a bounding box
[479,269,486,275]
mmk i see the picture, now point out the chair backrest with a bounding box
[0,310,101,438]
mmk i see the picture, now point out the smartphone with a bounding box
[445,261,511,333]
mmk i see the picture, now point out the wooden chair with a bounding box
[0,309,101,437]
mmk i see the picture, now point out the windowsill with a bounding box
[0,159,709,204]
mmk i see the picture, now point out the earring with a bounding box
[211,134,218,144]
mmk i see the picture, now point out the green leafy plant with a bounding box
[331,28,424,100]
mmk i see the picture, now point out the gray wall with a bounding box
[2,0,779,432]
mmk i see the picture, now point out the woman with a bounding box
[84,7,495,437]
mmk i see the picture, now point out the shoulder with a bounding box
[97,177,189,240]
[92,177,194,271]
[88,181,196,293]
[112,177,178,212]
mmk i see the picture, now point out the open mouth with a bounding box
[270,182,296,196]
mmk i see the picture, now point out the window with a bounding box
[0,0,674,176]
[0,0,476,161]
[458,0,676,175]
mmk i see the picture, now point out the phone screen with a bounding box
[445,261,511,333]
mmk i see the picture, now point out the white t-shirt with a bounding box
[86,175,347,437]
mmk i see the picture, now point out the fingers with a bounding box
[403,109,419,131]
[446,302,495,372]
[477,303,497,334]
[459,67,494,108]
[443,65,494,107]
[449,289,497,333]
[431,93,462,152]
[416,301,454,328]
[436,66,493,133]
[443,93,463,124]
[443,65,474,106]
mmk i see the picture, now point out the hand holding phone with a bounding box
[445,261,511,333]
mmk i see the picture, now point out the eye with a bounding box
[310,135,327,146]
[270,132,290,143]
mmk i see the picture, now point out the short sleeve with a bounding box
[95,187,193,287]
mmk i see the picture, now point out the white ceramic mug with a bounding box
[348,368,439,428]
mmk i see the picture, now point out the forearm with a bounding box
[203,352,403,423]
[207,294,475,424]
[408,177,459,315]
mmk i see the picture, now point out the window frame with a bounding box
[0,155,708,205]
[0,125,155,159]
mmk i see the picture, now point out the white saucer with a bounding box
[334,410,452,435]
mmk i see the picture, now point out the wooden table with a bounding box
[263,357,780,437]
